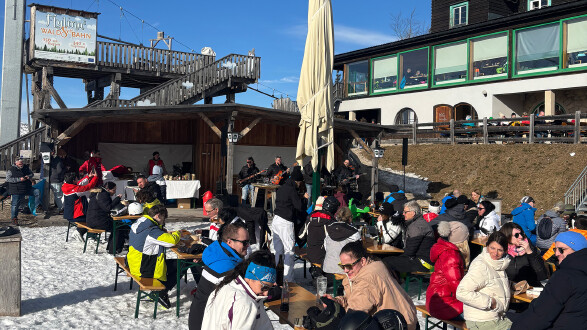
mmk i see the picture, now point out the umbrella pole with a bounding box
[311,149,322,204]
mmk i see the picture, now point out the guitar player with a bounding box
[333,159,360,191]
[237,157,260,205]
[265,156,289,185]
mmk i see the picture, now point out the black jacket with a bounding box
[403,214,435,262]
[237,164,260,185]
[303,163,314,185]
[333,165,355,184]
[510,248,587,330]
[266,163,289,184]
[506,244,548,287]
[299,211,335,264]
[49,156,65,183]
[86,189,121,230]
[7,165,33,195]
[274,178,302,222]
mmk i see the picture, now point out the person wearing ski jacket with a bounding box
[512,196,537,245]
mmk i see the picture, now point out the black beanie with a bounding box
[444,198,458,209]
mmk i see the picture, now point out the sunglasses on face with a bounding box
[250,271,274,291]
[338,258,361,271]
[514,233,524,239]
[478,207,485,210]
[230,238,250,247]
[556,247,567,254]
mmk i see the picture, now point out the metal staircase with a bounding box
[565,164,587,214]
[86,54,260,108]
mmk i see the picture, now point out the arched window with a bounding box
[395,108,418,124]
[531,102,566,115]
[454,103,478,121]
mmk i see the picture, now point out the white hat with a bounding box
[128,202,144,215]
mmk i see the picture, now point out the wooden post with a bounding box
[239,117,262,138]
[225,111,238,195]
[544,90,555,116]
[0,233,22,316]
[412,121,417,145]
[109,73,122,100]
[41,67,53,109]
[450,119,455,145]
[483,117,489,144]
[529,115,535,144]
[55,119,89,146]
[575,111,581,144]
[198,113,222,138]
[371,155,378,203]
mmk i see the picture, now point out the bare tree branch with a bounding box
[390,8,430,40]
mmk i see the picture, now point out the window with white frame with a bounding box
[528,0,550,10]
[450,2,468,28]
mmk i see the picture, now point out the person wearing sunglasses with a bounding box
[512,196,537,245]
[476,200,501,237]
[499,222,548,288]
[237,157,260,206]
[541,215,587,263]
[322,241,419,330]
[189,220,249,330]
[383,201,435,279]
[202,251,276,330]
[509,231,587,329]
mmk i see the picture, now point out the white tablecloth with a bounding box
[166,180,201,199]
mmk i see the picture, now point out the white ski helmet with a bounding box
[128,202,144,215]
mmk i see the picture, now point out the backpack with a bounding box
[537,216,553,240]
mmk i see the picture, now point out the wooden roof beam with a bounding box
[56,118,88,146]
[239,117,262,138]
[198,113,222,138]
[347,129,374,157]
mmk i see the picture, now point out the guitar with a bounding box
[270,162,298,185]
[237,169,266,187]
[339,173,365,185]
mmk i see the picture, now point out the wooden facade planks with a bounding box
[60,117,300,194]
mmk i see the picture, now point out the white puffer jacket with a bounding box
[456,248,511,322]
[202,276,272,330]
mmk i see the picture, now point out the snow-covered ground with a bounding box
[1,222,428,329]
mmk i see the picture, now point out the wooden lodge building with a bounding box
[0,4,395,200]
[333,0,587,125]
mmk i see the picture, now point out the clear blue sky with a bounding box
[0,0,431,122]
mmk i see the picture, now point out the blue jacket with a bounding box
[512,203,537,244]
[202,240,242,274]
[440,195,454,214]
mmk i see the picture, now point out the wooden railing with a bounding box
[95,41,215,75]
[0,127,47,171]
[565,164,587,213]
[383,112,587,145]
[272,98,299,112]
[88,54,260,108]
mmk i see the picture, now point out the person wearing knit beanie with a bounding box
[438,221,471,266]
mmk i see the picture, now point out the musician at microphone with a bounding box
[237,157,260,206]
[265,156,289,185]
[333,159,359,190]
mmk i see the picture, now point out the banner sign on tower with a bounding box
[31,6,97,64]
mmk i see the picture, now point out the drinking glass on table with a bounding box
[316,276,327,304]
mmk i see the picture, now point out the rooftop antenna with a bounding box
[150,31,173,50]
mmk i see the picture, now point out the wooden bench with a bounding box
[416,305,468,330]
[114,257,166,319]
[75,222,106,254]
[403,271,433,300]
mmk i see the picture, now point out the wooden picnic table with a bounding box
[470,236,488,247]
[251,183,280,213]
[171,238,204,317]
[363,237,404,255]
[513,292,536,303]
[265,282,317,329]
